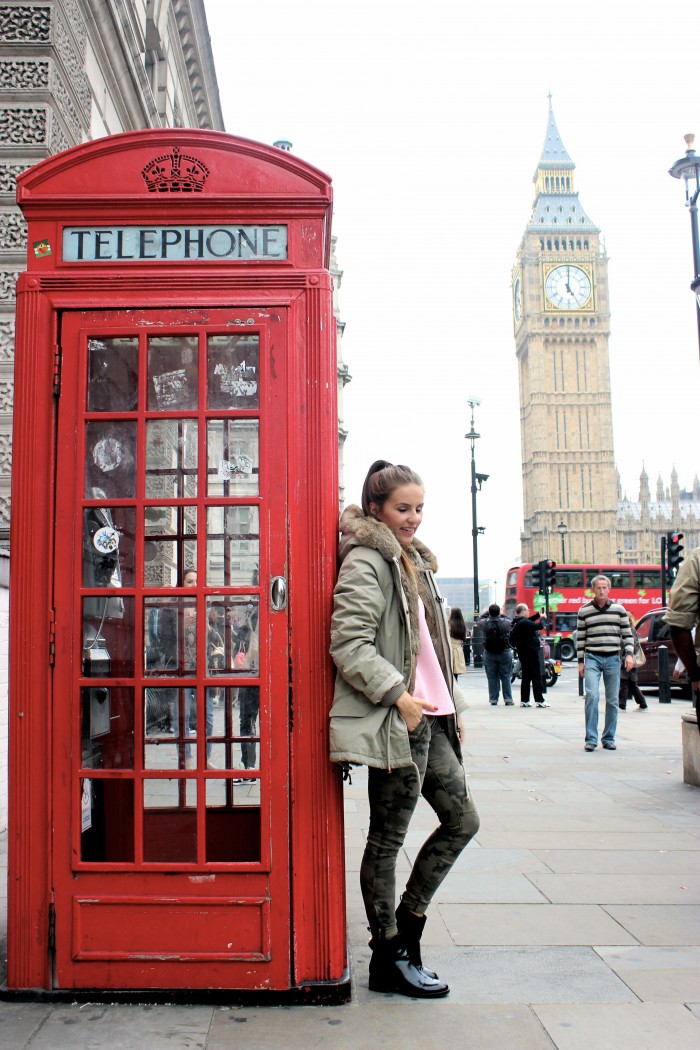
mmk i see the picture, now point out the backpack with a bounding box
[483,617,508,653]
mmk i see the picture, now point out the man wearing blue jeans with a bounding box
[577,576,634,751]
[477,604,514,706]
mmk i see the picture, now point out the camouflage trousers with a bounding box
[361,716,480,939]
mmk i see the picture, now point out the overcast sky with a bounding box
[204,0,698,588]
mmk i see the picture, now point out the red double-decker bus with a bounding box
[503,563,663,660]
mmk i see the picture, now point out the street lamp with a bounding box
[557,520,567,563]
[616,547,623,564]
[669,133,700,360]
[465,398,488,621]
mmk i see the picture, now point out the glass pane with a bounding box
[556,569,584,588]
[144,687,197,771]
[83,596,134,678]
[607,570,631,589]
[635,569,661,588]
[87,337,139,411]
[143,779,197,863]
[207,333,259,409]
[144,506,197,588]
[83,506,135,588]
[148,335,198,410]
[223,596,259,674]
[207,419,259,496]
[81,778,134,862]
[85,420,137,499]
[144,595,197,675]
[145,419,198,498]
[236,686,260,772]
[206,505,260,587]
[81,686,134,770]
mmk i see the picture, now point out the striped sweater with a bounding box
[576,599,634,659]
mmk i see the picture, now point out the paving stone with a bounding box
[207,1001,556,1050]
[532,1003,700,1050]
[439,903,638,946]
[532,849,700,874]
[529,873,700,904]
[603,905,700,946]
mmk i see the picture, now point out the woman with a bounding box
[619,610,648,710]
[330,461,480,998]
[448,607,468,679]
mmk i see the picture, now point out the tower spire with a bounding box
[527,95,598,232]
[539,95,573,167]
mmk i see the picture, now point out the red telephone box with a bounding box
[8,130,347,1000]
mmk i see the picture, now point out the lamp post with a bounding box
[557,520,567,563]
[616,547,623,564]
[669,133,700,360]
[465,398,488,619]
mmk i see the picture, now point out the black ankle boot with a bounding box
[368,931,449,998]
[395,901,439,980]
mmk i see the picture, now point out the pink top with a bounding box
[413,598,455,716]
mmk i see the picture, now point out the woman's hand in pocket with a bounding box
[395,691,437,732]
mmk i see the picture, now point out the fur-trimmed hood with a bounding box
[338,504,438,574]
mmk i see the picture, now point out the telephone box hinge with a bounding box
[52,344,62,397]
[48,901,56,951]
[49,608,56,666]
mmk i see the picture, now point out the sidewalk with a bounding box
[1,666,699,1049]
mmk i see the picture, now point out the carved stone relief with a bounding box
[0,106,48,146]
[0,164,27,195]
[0,321,14,361]
[0,211,27,250]
[0,5,51,42]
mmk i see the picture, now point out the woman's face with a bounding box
[372,483,424,546]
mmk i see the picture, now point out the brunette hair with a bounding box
[449,607,467,640]
[361,459,423,516]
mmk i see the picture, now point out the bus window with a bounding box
[524,568,538,587]
[556,569,584,588]
[585,568,630,588]
[635,569,661,588]
[507,569,519,586]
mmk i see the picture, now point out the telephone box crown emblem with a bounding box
[141,147,209,192]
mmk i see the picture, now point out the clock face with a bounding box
[514,277,522,321]
[545,264,592,309]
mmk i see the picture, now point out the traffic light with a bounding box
[667,532,684,579]
[546,560,557,590]
[538,559,548,595]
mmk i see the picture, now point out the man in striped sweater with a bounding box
[577,575,634,752]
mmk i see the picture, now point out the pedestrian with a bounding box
[618,611,648,711]
[463,623,472,666]
[476,604,514,705]
[665,547,700,721]
[508,603,549,708]
[329,460,480,999]
[448,607,468,680]
[577,575,634,751]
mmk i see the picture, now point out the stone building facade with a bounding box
[512,100,698,567]
[618,467,700,563]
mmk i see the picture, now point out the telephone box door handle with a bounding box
[270,576,287,611]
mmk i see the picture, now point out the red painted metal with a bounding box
[8,131,346,998]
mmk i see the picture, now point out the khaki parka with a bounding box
[329,506,467,771]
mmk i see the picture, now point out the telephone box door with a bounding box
[52,306,290,990]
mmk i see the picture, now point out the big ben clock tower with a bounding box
[513,98,618,564]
